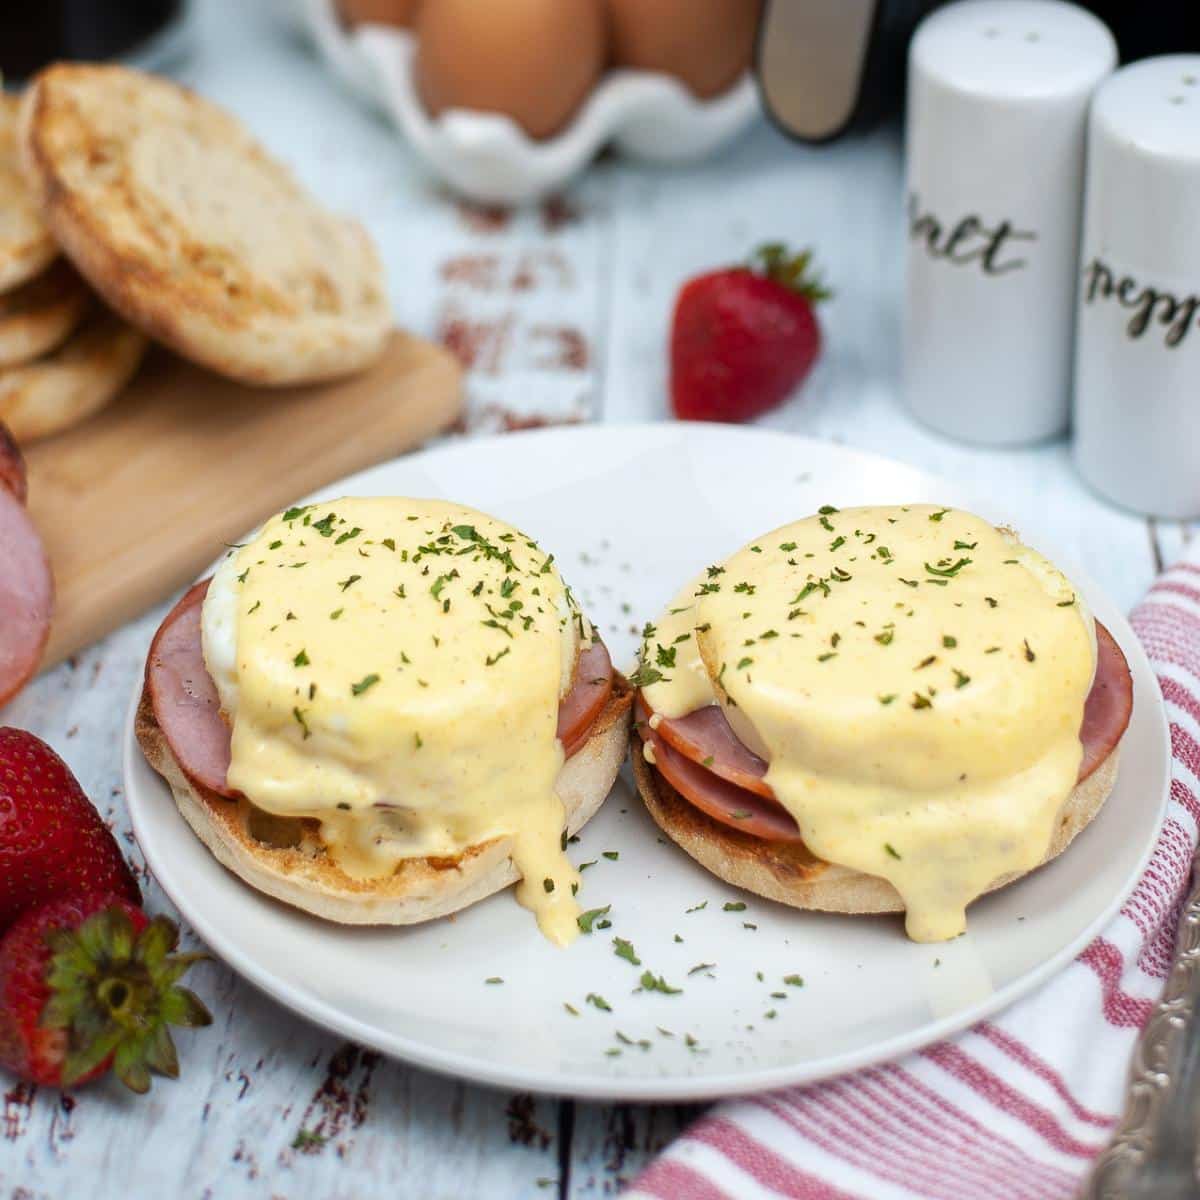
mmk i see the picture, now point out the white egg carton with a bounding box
[297,0,761,205]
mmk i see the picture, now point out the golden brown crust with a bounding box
[631,734,1120,916]
[136,674,633,924]
[19,65,390,387]
[0,309,147,442]
[0,259,89,368]
[0,94,57,293]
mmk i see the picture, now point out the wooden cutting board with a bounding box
[24,331,462,669]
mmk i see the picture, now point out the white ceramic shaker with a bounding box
[903,0,1116,445]
[1073,56,1200,518]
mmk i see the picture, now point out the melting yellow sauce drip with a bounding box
[204,497,585,945]
[641,505,1095,942]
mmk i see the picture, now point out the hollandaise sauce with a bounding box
[202,497,587,945]
[639,505,1095,942]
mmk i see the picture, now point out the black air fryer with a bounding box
[756,0,1199,142]
[0,1,189,80]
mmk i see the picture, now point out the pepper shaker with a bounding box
[903,0,1116,445]
[1073,56,1200,518]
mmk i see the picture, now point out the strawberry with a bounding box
[0,727,141,934]
[670,243,830,423]
[0,892,211,1091]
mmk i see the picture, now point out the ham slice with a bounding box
[145,580,233,795]
[558,641,615,756]
[641,620,1134,841]
[0,428,52,707]
[146,579,616,795]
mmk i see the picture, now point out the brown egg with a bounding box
[337,0,421,28]
[414,0,607,140]
[607,0,763,98]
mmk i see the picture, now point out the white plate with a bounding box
[123,425,1169,1102]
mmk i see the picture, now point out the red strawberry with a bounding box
[0,892,211,1091]
[670,243,829,423]
[0,727,141,934]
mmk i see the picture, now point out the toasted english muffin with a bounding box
[0,259,89,368]
[0,94,57,293]
[0,310,147,442]
[19,64,390,387]
[631,743,1118,916]
[136,680,633,925]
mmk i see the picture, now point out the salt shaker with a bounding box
[1073,56,1200,518]
[903,0,1116,445]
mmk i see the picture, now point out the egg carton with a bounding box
[298,0,761,205]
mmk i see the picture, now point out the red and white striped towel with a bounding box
[627,553,1200,1200]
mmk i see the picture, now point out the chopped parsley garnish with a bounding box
[736,656,753,670]
[485,977,503,985]
[686,901,708,913]
[885,843,902,859]
[485,648,510,667]
[293,649,310,667]
[577,905,611,933]
[381,538,396,551]
[818,505,839,515]
[351,673,380,695]
[916,655,937,669]
[335,526,362,545]
[563,1002,579,1016]
[875,628,895,645]
[338,574,361,592]
[640,971,681,995]
[925,557,971,578]
[628,663,664,688]
[911,693,932,710]
[329,608,343,620]
[954,540,977,550]
[602,850,619,861]
[292,707,311,739]
[656,644,678,669]
[688,963,716,976]
[586,993,612,1012]
[953,669,971,689]
[829,536,845,552]
[929,509,949,522]
[1024,639,1036,662]
[613,938,641,966]
[878,694,897,705]
[1057,597,1076,607]
[723,901,747,913]
[817,651,837,663]
[985,596,998,608]
[783,974,804,987]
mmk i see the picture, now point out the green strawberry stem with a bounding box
[40,907,211,1093]
[749,243,832,303]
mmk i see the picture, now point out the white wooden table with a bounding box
[3,3,1194,1197]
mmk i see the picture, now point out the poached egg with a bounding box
[201,496,586,944]
[638,504,1096,942]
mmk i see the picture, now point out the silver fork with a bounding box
[1078,859,1200,1199]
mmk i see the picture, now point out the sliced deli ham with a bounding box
[1078,623,1133,781]
[147,579,617,795]
[640,620,1134,842]
[145,580,234,796]
[0,428,52,707]
[558,641,615,756]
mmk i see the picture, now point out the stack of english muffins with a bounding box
[0,64,392,444]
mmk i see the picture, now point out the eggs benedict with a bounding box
[137,497,631,945]
[630,504,1133,942]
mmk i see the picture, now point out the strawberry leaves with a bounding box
[40,906,211,1093]
[750,243,832,303]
